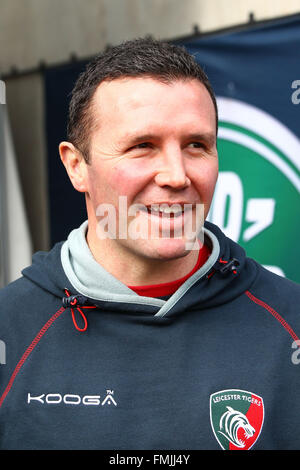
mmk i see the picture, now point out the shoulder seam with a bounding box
[0,306,66,408]
[245,290,299,342]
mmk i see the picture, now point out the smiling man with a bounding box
[0,38,300,451]
[60,75,218,287]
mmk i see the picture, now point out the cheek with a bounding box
[109,161,151,198]
[86,166,113,208]
[191,161,218,201]
[87,159,151,208]
[207,164,219,194]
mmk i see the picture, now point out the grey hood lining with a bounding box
[154,229,220,317]
[60,221,220,314]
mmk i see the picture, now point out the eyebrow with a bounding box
[119,134,157,148]
[185,132,216,145]
[119,131,216,148]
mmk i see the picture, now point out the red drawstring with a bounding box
[206,258,238,279]
[64,289,96,332]
[219,258,237,274]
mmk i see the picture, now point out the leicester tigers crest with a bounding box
[210,389,264,450]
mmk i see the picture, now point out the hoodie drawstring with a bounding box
[62,289,97,332]
[218,258,240,275]
[206,257,240,280]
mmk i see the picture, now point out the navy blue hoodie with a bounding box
[0,221,300,450]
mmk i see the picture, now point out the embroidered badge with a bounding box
[210,389,264,450]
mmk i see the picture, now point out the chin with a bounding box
[144,237,194,261]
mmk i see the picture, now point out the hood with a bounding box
[22,221,258,318]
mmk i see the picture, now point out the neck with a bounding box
[86,223,200,286]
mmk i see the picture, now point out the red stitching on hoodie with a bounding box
[245,290,299,342]
[0,306,65,409]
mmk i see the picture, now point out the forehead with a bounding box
[91,77,216,136]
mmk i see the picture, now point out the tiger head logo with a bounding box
[218,406,256,448]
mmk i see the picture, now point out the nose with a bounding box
[154,146,191,189]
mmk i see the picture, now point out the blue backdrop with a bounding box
[44,14,300,248]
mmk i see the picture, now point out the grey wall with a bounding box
[1,0,300,74]
[5,74,49,251]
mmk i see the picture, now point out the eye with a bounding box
[126,142,152,154]
[127,142,152,155]
[132,142,151,149]
[188,142,205,149]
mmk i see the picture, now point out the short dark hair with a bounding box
[67,37,218,163]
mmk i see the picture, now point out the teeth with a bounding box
[163,206,182,214]
[149,205,183,215]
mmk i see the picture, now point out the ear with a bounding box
[59,141,88,193]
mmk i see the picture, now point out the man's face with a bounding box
[84,77,218,261]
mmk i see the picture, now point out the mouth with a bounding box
[125,201,202,243]
[139,203,194,218]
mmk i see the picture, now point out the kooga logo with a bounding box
[27,390,117,406]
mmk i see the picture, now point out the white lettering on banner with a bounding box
[208,172,243,242]
[262,265,285,277]
[208,174,283,275]
[243,198,275,242]
[208,172,276,243]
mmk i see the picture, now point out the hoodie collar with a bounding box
[60,220,220,312]
[22,221,258,318]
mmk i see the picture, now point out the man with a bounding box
[0,38,300,450]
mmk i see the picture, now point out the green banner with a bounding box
[208,98,300,283]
